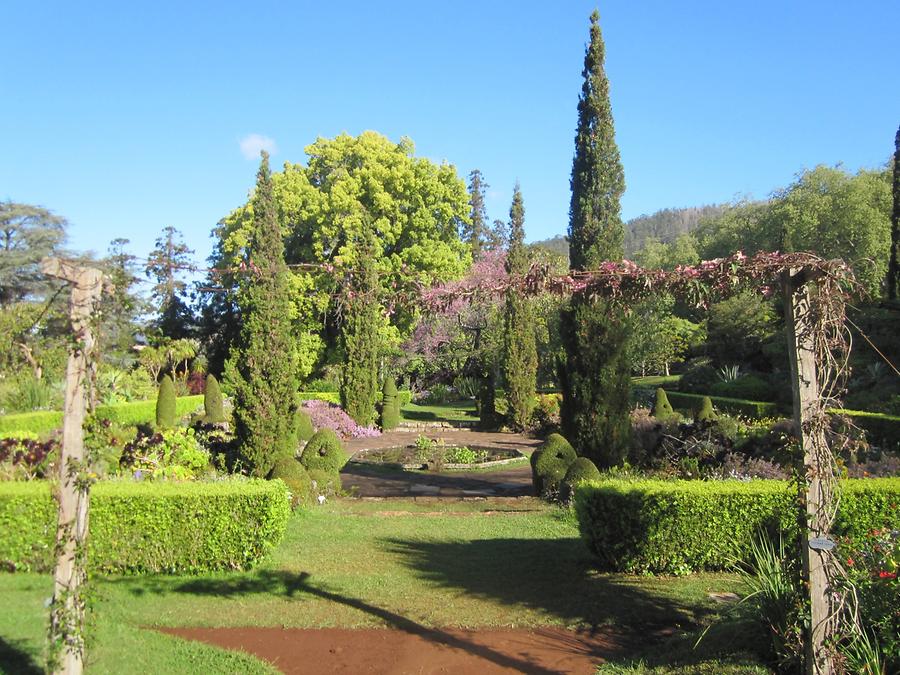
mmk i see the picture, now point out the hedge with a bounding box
[831,408,900,453]
[574,477,900,575]
[297,392,341,405]
[663,390,782,419]
[0,479,291,574]
[0,396,205,436]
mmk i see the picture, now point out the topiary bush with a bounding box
[308,469,341,497]
[299,429,347,474]
[561,457,601,501]
[270,456,313,508]
[155,375,176,429]
[651,388,677,422]
[294,408,314,443]
[380,379,401,430]
[532,433,577,496]
[695,396,717,422]
[204,374,225,424]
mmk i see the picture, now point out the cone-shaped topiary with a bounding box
[299,429,347,474]
[308,469,342,497]
[204,374,225,424]
[270,456,313,508]
[651,388,677,421]
[561,457,601,501]
[533,433,577,495]
[294,408,314,442]
[695,396,718,423]
[380,378,401,430]
[155,375,176,429]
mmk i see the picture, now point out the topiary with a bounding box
[270,455,313,508]
[308,469,342,497]
[204,374,225,424]
[651,388,677,422]
[299,429,347,474]
[695,396,718,423]
[380,379,401,430]
[561,457,601,501]
[155,375,176,429]
[530,449,544,493]
[294,408,314,442]
[533,433,577,495]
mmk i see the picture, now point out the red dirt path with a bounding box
[160,625,629,674]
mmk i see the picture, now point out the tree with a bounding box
[464,169,489,259]
[560,11,631,467]
[227,152,300,476]
[888,125,900,300]
[145,225,195,339]
[97,238,144,367]
[0,201,66,307]
[503,183,537,430]
[155,374,176,428]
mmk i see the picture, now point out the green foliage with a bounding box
[120,427,210,480]
[679,362,718,395]
[626,295,705,376]
[270,456,313,508]
[574,478,900,574]
[155,375,176,429]
[398,390,413,407]
[833,408,900,453]
[0,201,67,307]
[308,469,341,497]
[665,390,780,419]
[707,292,777,368]
[651,388,677,421]
[299,429,347,474]
[532,433,577,495]
[294,408,314,442]
[379,378,401,430]
[503,183,538,431]
[228,153,300,477]
[695,396,717,422]
[144,226,196,339]
[0,479,290,573]
[203,374,225,424]
[710,374,773,402]
[561,457,601,500]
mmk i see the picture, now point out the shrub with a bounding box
[574,478,900,574]
[380,379,401,431]
[0,437,57,480]
[270,456,313,508]
[452,376,480,399]
[665,390,780,419]
[0,479,290,573]
[695,396,717,422]
[294,408,314,443]
[397,390,413,407]
[203,374,225,424]
[679,363,718,395]
[832,408,900,453]
[302,399,380,439]
[651,388,677,421]
[308,469,341,497]
[299,429,347,474]
[711,374,773,402]
[532,433,576,495]
[120,427,210,480]
[561,457,600,501]
[155,375,176,429]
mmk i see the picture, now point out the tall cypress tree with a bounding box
[228,152,299,476]
[503,183,537,430]
[560,10,631,467]
[888,125,900,301]
[466,169,489,259]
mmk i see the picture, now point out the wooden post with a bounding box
[42,258,103,675]
[783,269,833,675]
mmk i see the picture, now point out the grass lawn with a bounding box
[632,375,682,387]
[400,399,480,423]
[0,498,770,674]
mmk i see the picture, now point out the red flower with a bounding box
[846,557,854,567]
[878,571,896,579]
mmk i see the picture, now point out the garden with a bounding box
[2,10,900,675]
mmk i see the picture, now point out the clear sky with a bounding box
[2,0,898,265]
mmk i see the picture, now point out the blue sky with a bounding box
[2,1,898,266]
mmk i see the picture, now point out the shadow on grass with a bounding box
[0,636,42,675]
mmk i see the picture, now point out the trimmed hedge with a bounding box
[297,392,341,405]
[831,408,900,453]
[664,390,781,419]
[0,479,290,574]
[574,478,900,575]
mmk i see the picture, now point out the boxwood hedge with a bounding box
[574,477,900,575]
[0,479,290,574]
[663,390,781,419]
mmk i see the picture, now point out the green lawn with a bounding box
[0,498,769,674]
[400,399,480,423]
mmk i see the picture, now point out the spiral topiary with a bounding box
[561,457,601,501]
[651,388,677,422]
[270,455,313,508]
[155,375,176,429]
[299,429,347,474]
[695,396,718,423]
[532,433,577,495]
[380,378,401,430]
[204,374,225,424]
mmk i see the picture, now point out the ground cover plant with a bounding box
[0,498,771,673]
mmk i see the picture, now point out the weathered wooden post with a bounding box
[783,269,834,675]
[42,258,104,675]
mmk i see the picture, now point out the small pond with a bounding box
[350,444,524,471]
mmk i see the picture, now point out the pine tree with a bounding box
[465,169,489,258]
[340,228,382,426]
[145,226,195,339]
[888,125,900,301]
[503,183,537,430]
[560,11,631,467]
[228,152,299,476]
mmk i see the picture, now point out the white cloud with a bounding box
[239,133,277,160]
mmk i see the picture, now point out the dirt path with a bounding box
[161,626,629,675]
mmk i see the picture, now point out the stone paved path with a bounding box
[341,429,540,498]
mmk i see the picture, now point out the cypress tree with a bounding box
[503,183,538,430]
[465,169,489,259]
[228,152,299,477]
[560,11,631,467]
[888,125,900,300]
[203,373,225,424]
[340,228,382,426]
[155,374,176,429]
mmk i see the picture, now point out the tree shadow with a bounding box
[0,636,42,675]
